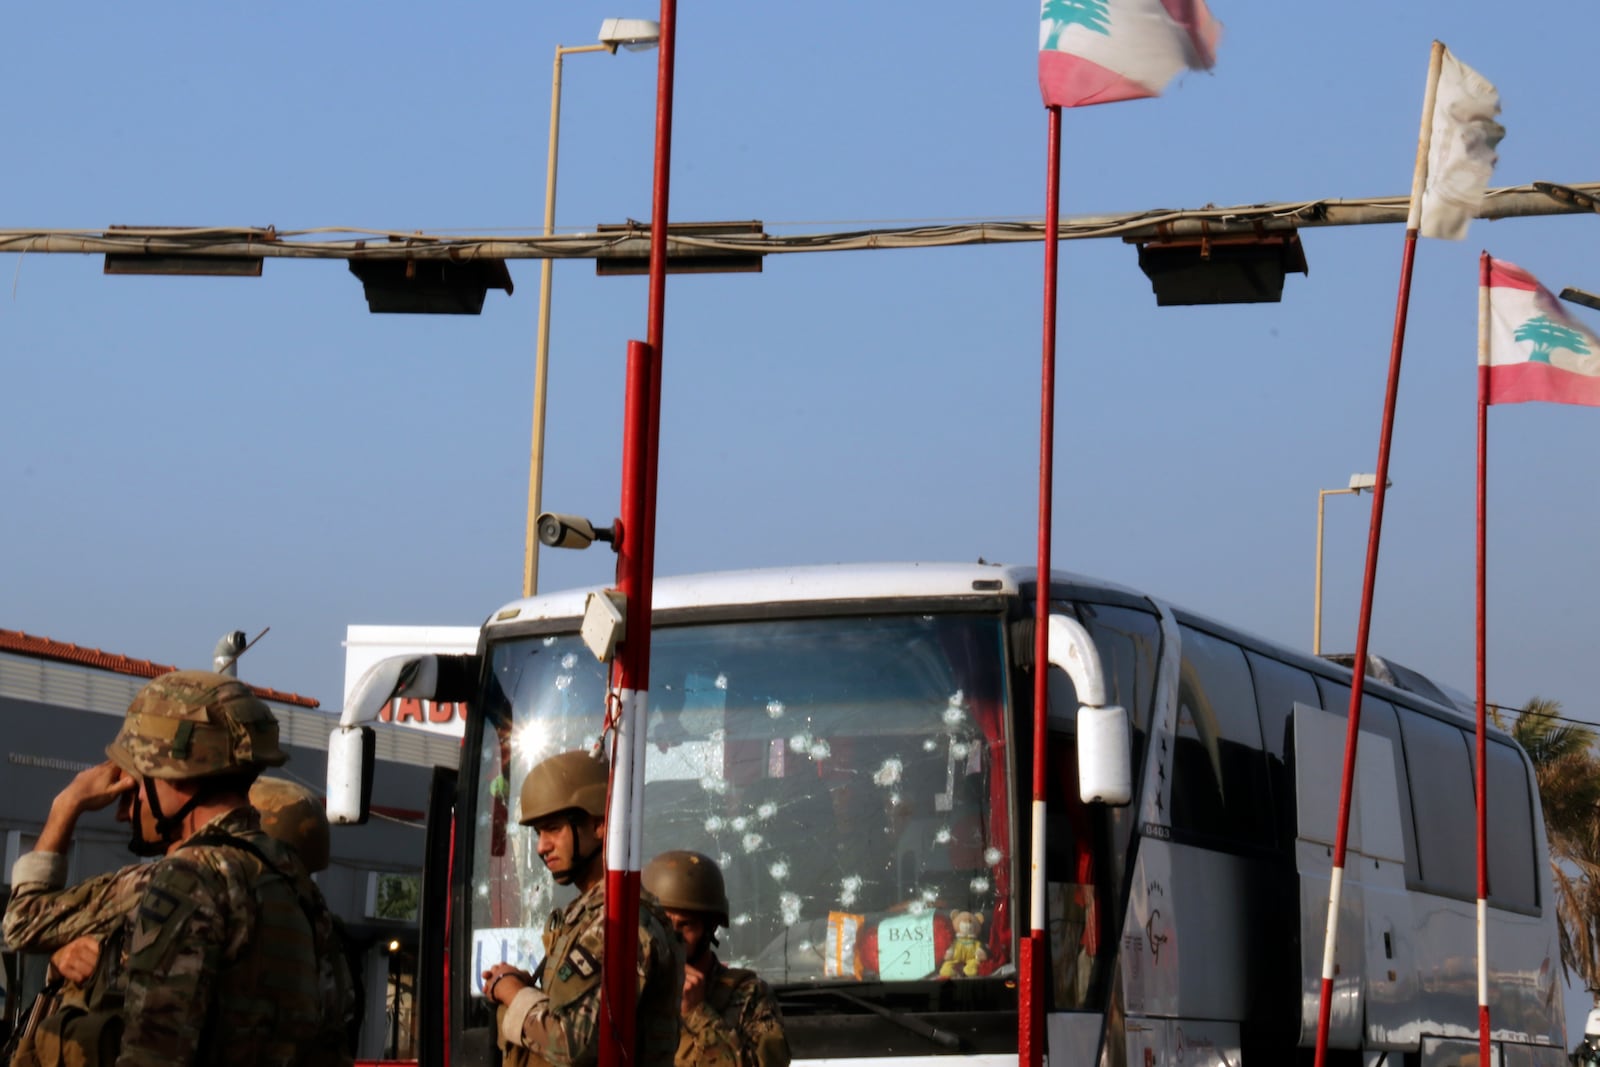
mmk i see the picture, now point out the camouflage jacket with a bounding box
[499,880,684,1067]
[3,854,155,1067]
[3,854,154,955]
[115,806,351,1067]
[676,959,790,1067]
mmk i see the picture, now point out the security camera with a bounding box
[536,512,616,551]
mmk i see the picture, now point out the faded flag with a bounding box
[1038,0,1221,109]
[1420,49,1504,240]
[1484,258,1600,406]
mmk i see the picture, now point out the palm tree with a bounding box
[1496,697,1600,996]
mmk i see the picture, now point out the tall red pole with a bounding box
[1311,41,1442,1067]
[1475,250,1493,1067]
[602,338,653,1067]
[641,0,677,595]
[1310,229,1417,1067]
[601,2,676,1066]
[1021,102,1062,1067]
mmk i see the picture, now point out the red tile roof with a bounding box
[0,629,321,709]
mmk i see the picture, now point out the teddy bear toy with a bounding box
[939,910,988,977]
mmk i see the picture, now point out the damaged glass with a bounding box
[468,612,1013,990]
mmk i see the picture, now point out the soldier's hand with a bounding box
[54,762,136,817]
[682,963,707,1013]
[481,964,533,1006]
[51,936,101,984]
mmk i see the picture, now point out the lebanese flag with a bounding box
[1484,258,1600,406]
[1038,0,1222,109]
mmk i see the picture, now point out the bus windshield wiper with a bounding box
[777,986,962,1051]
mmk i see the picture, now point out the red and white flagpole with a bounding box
[601,1,676,1065]
[1021,101,1063,1067]
[1311,39,1444,1067]
[1475,250,1493,1067]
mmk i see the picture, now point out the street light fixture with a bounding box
[1313,472,1389,656]
[1534,181,1600,216]
[1560,287,1600,313]
[522,19,661,599]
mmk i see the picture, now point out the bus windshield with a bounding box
[467,612,1013,991]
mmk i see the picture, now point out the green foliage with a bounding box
[375,873,421,922]
[1508,698,1600,996]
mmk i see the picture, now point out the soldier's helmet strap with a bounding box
[142,775,219,844]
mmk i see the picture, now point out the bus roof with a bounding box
[482,560,1145,631]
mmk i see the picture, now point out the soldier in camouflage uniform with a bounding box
[481,749,684,1067]
[3,760,150,1067]
[2,670,351,1067]
[248,776,360,1059]
[643,851,790,1067]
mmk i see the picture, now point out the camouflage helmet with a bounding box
[250,776,331,872]
[643,850,730,928]
[106,670,288,781]
[519,749,609,826]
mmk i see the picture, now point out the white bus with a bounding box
[332,562,1565,1067]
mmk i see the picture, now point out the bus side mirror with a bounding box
[328,725,376,825]
[1046,615,1132,806]
[327,653,454,825]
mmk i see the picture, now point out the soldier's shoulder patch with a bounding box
[137,882,185,927]
[566,942,599,979]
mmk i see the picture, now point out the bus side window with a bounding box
[1045,734,1106,1011]
[1171,625,1272,849]
[1314,679,1421,888]
[1486,739,1538,911]
[1397,707,1478,900]
[1245,652,1320,852]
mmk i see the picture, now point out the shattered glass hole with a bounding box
[715,673,729,690]
[808,740,831,760]
[873,758,903,787]
[970,876,992,893]
[555,674,573,692]
[769,860,789,881]
[756,802,777,820]
[561,653,578,669]
[742,833,764,853]
[984,847,1004,866]
[766,699,785,719]
[934,827,952,844]
[779,892,802,925]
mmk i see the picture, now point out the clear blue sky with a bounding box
[3,0,1598,1020]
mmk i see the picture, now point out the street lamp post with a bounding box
[1313,472,1387,656]
[522,20,660,599]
